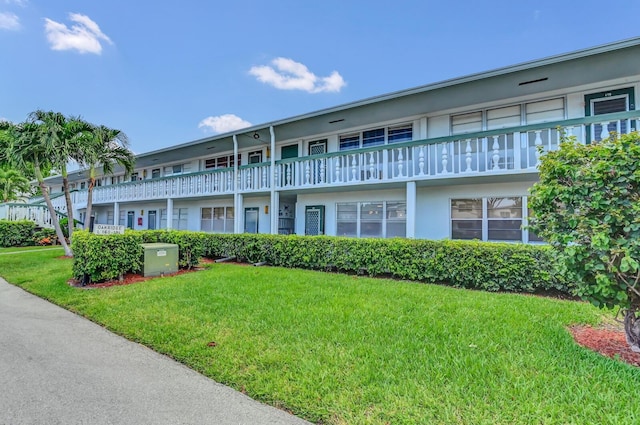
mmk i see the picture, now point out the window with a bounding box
[451,98,565,134]
[111,176,120,185]
[339,124,413,151]
[130,173,139,182]
[451,199,483,240]
[336,201,406,238]
[159,208,188,230]
[451,197,526,242]
[164,164,190,175]
[204,154,241,169]
[487,197,522,241]
[248,151,263,164]
[201,206,234,233]
[151,168,161,179]
[119,211,125,226]
[80,182,86,190]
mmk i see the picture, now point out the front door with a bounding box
[148,210,157,230]
[305,205,325,235]
[126,211,135,229]
[585,87,635,142]
[244,207,259,233]
[308,140,327,184]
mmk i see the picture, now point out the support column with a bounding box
[235,193,243,233]
[406,181,416,238]
[269,126,279,234]
[166,198,173,229]
[233,134,239,234]
[113,202,119,225]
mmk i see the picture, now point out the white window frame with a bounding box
[200,206,234,233]
[339,123,413,151]
[451,97,566,135]
[450,196,537,242]
[336,201,406,238]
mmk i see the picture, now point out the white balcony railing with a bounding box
[29,110,639,207]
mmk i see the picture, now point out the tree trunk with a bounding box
[61,166,75,241]
[36,165,72,257]
[84,176,95,230]
[624,306,640,353]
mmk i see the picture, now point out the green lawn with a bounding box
[1,250,639,424]
[0,245,64,254]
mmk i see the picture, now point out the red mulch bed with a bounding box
[570,325,640,367]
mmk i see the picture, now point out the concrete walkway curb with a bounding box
[0,278,311,425]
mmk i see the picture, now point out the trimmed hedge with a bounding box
[0,220,36,247]
[72,230,570,294]
[203,234,569,294]
[72,230,144,283]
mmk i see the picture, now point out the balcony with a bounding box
[40,110,638,208]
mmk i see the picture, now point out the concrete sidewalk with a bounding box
[0,278,311,425]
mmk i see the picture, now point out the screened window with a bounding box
[388,125,413,143]
[336,201,406,238]
[451,197,529,242]
[204,154,241,169]
[360,202,383,237]
[339,134,360,151]
[201,206,234,233]
[160,208,188,230]
[362,129,385,147]
[151,168,161,179]
[451,199,483,240]
[487,197,522,241]
[339,124,413,151]
[451,98,565,134]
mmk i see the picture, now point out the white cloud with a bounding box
[198,114,252,134]
[44,13,112,54]
[249,57,346,94]
[0,12,19,30]
[4,0,28,6]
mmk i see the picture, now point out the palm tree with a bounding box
[0,166,31,203]
[29,111,92,240]
[80,125,135,229]
[3,120,73,256]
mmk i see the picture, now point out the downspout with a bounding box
[269,126,278,234]
[233,134,239,234]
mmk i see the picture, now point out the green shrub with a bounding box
[201,234,569,294]
[72,230,143,284]
[72,230,568,293]
[0,220,36,247]
[32,227,58,245]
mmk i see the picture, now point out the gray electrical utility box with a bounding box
[141,243,179,277]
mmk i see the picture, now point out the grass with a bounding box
[0,245,64,254]
[2,250,639,424]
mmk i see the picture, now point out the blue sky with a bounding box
[1,0,639,154]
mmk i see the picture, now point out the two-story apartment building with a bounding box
[29,37,640,243]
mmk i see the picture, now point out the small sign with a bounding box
[93,224,126,235]
[157,250,167,257]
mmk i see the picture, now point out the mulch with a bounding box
[569,325,640,367]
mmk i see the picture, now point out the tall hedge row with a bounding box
[0,220,37,247]
[72,230,569,294]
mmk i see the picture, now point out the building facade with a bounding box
[26,38,640,243]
